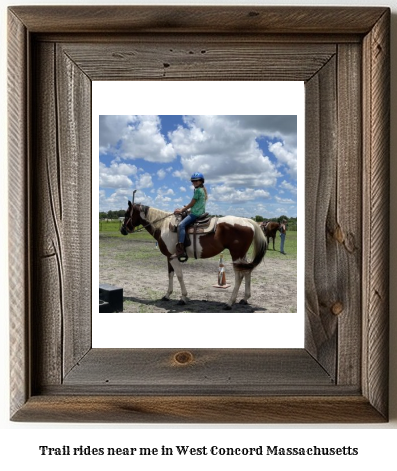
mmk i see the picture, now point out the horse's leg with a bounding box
[272,236,275,251]
[235,253,252,304]
[224,268,245,309]
[162,259,174,301]
[239,271,252,305]
[170,258,189,305]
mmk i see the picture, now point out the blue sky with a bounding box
[99,115,298,218]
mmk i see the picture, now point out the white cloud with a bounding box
[269,141,297,179]
[99,115,176,162]
[279,180,297,194]
[157,169,166,180]
[157,187,175,197]
[155,195,172,203]
[104,161,138,176]
[136,172,153,189]
[275,196,295,204]
[99,174,132,189]
[99,161,137,189]
[210,185,270,203]
[230,115,297,147]
[99,115,133,154]
[169,115,283,188]
[100,188,133,212]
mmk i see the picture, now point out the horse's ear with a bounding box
[128,200,132,207]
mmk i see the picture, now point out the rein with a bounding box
[129,214,173,233]
[124,205,173,234]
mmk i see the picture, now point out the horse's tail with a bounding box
[233,220,267,271]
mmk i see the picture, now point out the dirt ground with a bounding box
[99,236,297,313]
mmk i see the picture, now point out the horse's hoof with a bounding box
[223,304,232,310]
[239,299,249,305]
[177,299,187,306]
[161,296,170,301]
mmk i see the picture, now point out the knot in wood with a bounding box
[333,225,344,244]
[174,351,194,365]
[331,302,344,316]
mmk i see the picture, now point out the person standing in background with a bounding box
[279,219,287,255]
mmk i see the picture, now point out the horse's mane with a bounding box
[146,206,172,231]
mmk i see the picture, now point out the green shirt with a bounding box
[191,187,206,216]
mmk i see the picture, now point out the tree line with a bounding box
[100,210,126,220]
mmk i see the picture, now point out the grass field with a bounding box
[99,220,297,260]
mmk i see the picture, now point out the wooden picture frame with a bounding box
[8,6,390,423]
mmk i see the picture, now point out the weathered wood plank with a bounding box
[31,42,63,387]
[60,42,335,82]
[63,348,333,388]
[304,56,338,378]
[56,45,92,376]
[9,6,387,34]
[11,395,386,424]
[31,42,92,386]
[362,9,390,419]
[8,9,30,418]
[335,43,362,386]
[33,33,363,45]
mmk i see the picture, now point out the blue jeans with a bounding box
[178,214,198,243]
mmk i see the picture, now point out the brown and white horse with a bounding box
[121,201,267,309]
[261,221,280,251]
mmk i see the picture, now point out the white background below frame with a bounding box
[92,81,305,348]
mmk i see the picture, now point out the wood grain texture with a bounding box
[304,57,338,378]
[8,10,30,419]
[32,42,63,388]
[59,42,335,82]
[362,9,390,419]
[55,44,92,376]
[305,44,363,385]
[11,396,385,424]
[31,42,92,388]
[8,6,390,423]
[62,349,333,391]
[9,6,387,34]
[335,44,362,386]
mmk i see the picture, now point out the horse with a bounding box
[120,201,267,309]
[261,221,280,250]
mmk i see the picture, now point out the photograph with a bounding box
[98,114,299,314]
[92,82,304,348]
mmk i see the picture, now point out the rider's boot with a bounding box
[170,243,186,260]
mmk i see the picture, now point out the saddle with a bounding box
[169,211,218,260]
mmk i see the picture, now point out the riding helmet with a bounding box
[190,172,205,183]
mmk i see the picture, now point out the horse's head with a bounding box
[120,201,142,236]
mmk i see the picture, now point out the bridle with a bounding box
[121,189,138,235]
[121,203,173,235]
[121,204,135,234]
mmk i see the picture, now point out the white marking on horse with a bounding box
[161,228,177,254]
[220,216,255,231]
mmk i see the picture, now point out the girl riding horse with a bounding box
[170,172,208,260]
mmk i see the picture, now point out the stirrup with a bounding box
[178,252,188,263]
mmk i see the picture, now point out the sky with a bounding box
[99,115,298,218]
